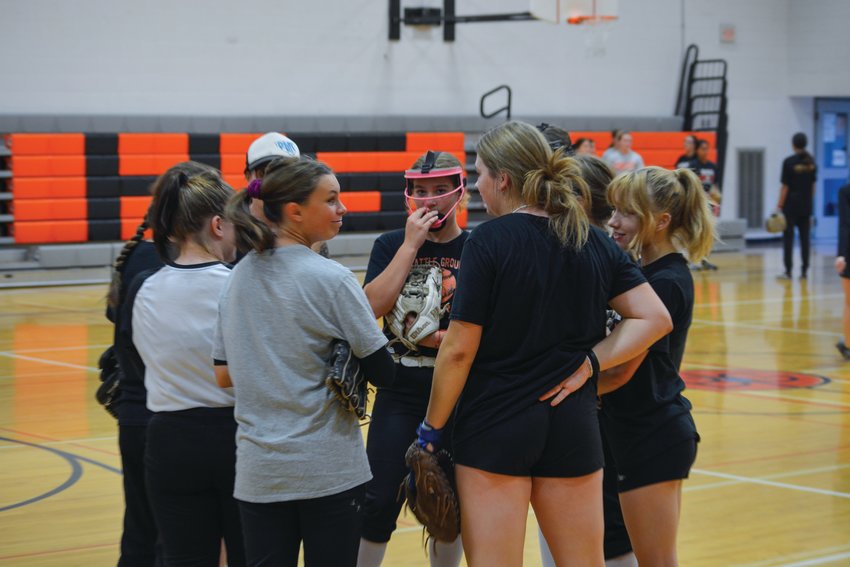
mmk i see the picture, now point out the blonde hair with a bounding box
[607,166,716,262]
[476,121,590,248]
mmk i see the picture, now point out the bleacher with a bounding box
[1,129,712,245]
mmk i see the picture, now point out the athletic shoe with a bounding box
[776,272,792,281]
[701,259,718,271]
[836,341,850,360]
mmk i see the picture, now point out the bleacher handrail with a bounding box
[479,85,512,121]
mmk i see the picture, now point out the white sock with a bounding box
[356,539,388,567]
[429,536,464,567]
[538,528,557,567]
[606,552,638,567]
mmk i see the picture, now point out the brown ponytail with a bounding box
[226,189,276,253]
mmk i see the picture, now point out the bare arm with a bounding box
[424,320,482,429]
[777,184,789,210]
[215,364,232,388]
[363,208,439,317]
[597,351,648,395]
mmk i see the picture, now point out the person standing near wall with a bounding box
[777,132,817,280]
[835,181,850,359]
[602,131,644,176]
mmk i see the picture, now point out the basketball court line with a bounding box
[0,351,99,372]
[0,542,118,562]
[776,551,850,566]
[11,343,110,354]
[685,463,850,492]
[690,468,850,499]
[0,434,117,451]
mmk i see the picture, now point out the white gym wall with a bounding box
[2,0,848,222]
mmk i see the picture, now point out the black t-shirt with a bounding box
[781,152,817,217]
[600,252,697,467]
[691,159,719,191]
[674,154,695,170]
[448,216,646,444]
[364,229,469,392]
[838,184,850,262]
[108,241,163,426]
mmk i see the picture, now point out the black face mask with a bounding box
[429,212,448,232]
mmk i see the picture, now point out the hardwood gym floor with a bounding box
[1,244,848,566]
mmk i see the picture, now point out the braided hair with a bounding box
[106,217,150,311]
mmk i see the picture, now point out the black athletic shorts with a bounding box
[617,437,698,492]
[453,380,603,477]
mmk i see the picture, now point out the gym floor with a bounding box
[1,242,848,566]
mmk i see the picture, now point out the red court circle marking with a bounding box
[681,369,830,391]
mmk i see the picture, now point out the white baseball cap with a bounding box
[245,132,301,171]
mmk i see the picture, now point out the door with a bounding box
[814,98,850,239]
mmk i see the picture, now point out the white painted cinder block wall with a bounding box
[2,0,848,222]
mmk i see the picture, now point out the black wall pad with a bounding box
[86,177,122,198]
[85,133,118,155]
[88,219,122,241]
[191,154,220,169]
[337,173,402,192]
[189,134,219,155]
[85,156,119,177]
[339,211,407,232]
[347,135,378,152]
[380,192,406,211]
[87,198,121,220]
[375,134,406,151]
[122,176,158,196]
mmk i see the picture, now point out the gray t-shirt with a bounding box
[602,147,645,174]
[213,246,387,503]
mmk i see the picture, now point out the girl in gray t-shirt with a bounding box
[214,157,394,567]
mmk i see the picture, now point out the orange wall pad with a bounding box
[121,218,150,240]
[120,196,153,218]
[220,134,264,155]
[118,133,189,155]
[11,199,88,221]
[5,133,85,156]
[10,178,87,199]
[340,191,381,213]
[11,156,86,177]
[220,154,246,175]
[119,154,190,176]
[223,174,246,191]
[406,132,465,153]
[12,220,88,244]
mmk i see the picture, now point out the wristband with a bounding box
[586,349,600,379]
[416,419,445,451]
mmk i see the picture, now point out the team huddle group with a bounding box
[106,120,716,567]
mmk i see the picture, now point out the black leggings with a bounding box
[238,484,366,567]
[145,408,245,567]
[118,423,161,567]
[782,213,811,275]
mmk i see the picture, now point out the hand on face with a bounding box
[404,206,440,250]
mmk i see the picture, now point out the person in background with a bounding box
[688,139,720,271]
[574,137,597,156]
[675,135,697,169]
[834,180,850,359]
[602,131,644,176]
[244,132,329,258]
[777,132,817,280]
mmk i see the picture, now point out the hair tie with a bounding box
[247,178,262,199]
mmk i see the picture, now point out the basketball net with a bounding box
[580,17,611,58]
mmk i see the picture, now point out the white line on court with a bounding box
[10,344,111,354]
[691,468,850,499]
[0,351,99,372]
[694,293,843,309]
[741,390,850,408]
[686,463,850,492]
[775,551,850,566]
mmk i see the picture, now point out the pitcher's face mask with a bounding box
[404,151,466,232]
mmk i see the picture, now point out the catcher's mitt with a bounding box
[385,263,445,352]
[96,346,122,419]
[403,442,461,543]
[325,339,369,420]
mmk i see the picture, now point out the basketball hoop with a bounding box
[529,0,618,25]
